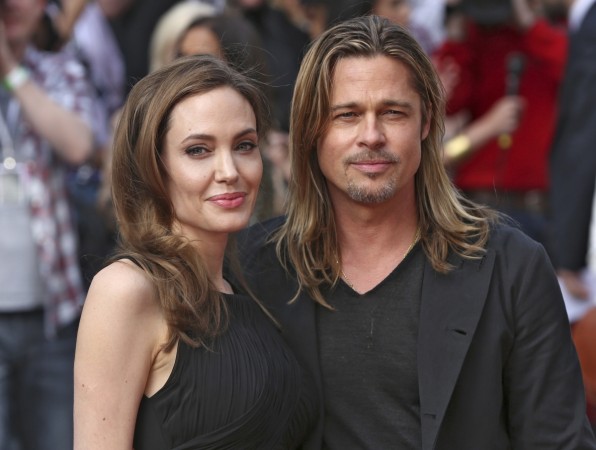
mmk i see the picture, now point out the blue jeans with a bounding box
[0,310,77,450]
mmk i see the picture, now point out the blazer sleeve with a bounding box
[502,239,595,448]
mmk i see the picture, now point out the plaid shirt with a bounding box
[13,46,96,336]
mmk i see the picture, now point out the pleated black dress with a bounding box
[133,293,317,449]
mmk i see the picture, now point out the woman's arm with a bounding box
[74,260,166,450]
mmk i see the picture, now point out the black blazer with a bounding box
[237,217,595,449]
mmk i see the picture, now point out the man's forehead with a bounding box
[329,56,416,97]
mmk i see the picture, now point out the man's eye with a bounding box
[336,111,357,119]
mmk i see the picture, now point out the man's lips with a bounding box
[208,192,247,208]
[350,160,394,173]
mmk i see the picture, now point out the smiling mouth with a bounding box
[208,193,247,208]
[350,160,394,174]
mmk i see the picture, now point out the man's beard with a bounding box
[346,177,398,203]
[344,149,399,203]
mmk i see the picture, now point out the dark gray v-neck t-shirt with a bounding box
[317,244,424,449]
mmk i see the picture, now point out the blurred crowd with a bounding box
[1,0,595,447]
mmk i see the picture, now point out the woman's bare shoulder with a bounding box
[83,258,160,320]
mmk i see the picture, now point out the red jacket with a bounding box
[434,20,567,191]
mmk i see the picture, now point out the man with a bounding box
[237,15,595,449]
[0,0,96,448]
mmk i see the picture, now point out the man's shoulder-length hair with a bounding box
[275,15,496,306]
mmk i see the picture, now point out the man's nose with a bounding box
[358,116,386,150]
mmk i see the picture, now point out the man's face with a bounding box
[317,55,429,206]
[0,0,46,46]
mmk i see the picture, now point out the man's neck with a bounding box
[334,195,418,259]
[334,200,420,294]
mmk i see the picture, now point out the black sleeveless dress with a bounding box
[133,293,317,449]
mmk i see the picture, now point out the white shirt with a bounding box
[569,0,596,31]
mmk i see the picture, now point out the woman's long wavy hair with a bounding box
[275,15,496,306]
[111,55,270,350]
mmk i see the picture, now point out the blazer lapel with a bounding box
[418,249,496,450]
[275,289,325,450]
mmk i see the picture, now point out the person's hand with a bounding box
[0,22,18,77]
[443,96,524,166]
[52,0,89,40]
[511,0,536,30]
[476,95,524,139]
[433,56,460,102]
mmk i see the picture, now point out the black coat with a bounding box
[238,217,595,449]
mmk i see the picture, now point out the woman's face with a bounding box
[161,86,262,242]
[177,24,223,60]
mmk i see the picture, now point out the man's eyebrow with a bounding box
[330,102,358,113]
[330,100,414,112]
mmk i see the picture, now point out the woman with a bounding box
[73,55,317,449]
[148,1,217,73]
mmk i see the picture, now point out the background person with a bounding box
[433,0,568,251]
[0,0,97,448]
[148,0,217,73]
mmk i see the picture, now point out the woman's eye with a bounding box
[186,145,209,156]
[236,141,257,152]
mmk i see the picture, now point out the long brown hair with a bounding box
[111,55,270,350]
[275,15,496,306]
